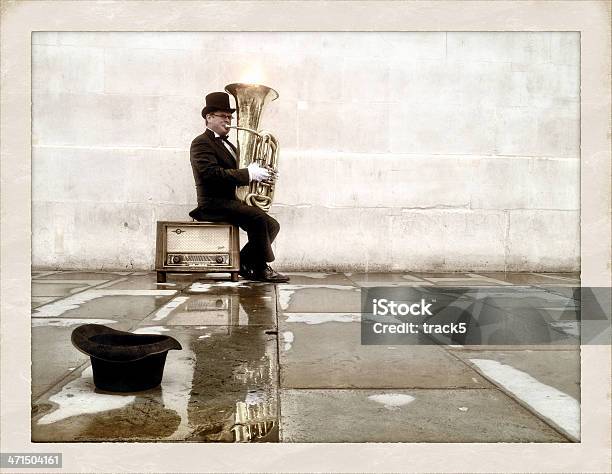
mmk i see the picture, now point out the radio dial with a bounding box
[172,255,182,264]
[215,256,224,264]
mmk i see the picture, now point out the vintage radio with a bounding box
[155,221,240,283]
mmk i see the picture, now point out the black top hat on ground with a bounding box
[71,324,182,392]
[201,91,236,118]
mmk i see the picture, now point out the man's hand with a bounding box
[263,165,278,184]
[247,162,271,182]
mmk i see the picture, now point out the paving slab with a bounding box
[278,285,361,313]
[182,280,277,295]
[139,292,276,327]
[32,270,60,278]
[279,315,490,388]
[283,272,356,286]
[454,350,581,440]
[533,285,581,300]
[31,317,135,399]
[421,297,579,347]
[419,273,517,286]
[280,389,569,442]
[346,272,435,287]
[97,272,194,291]
[31,296,58,308]
[443,287,577,308]
[33,271,132,281]
[473,272,579,285]
[404,272,477,279]
[32,325,278,442]
[31,290,177,321]
[32,280,107,298]
[455,350,580,399]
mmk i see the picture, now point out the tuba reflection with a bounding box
[225,83,279,213]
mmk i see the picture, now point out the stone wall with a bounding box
[32,32,580,271]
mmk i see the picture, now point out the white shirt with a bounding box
[207,128,237,160]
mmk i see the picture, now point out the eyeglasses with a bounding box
[211,113,234,121]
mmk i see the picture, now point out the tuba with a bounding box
[225,83,279,213]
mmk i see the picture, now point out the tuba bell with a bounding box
[225,83,279,213]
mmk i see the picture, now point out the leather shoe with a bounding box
[239,262,254,280]
[252,265,290,283]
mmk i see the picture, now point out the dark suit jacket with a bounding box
[190,128,250,206]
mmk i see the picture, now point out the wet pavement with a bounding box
[31,270,581,442]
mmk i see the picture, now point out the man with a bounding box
[189,91,290,283]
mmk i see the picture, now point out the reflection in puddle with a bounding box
[230,336,277,442]
[232,397,276,442]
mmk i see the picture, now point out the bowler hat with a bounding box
[201,91,236,118]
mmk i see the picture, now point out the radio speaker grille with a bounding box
[166,225,230,252]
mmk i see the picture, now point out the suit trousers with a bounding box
[189,199,280,268]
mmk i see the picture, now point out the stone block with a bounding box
[549,32,580,67]
[390,100,498,155]
[389,210,507,271]
[342,57,390,103]
[53,32,201,49]
[32,32,58,45]
[446,32,551,64]
[524,63,580,102]
[471,157,579,210]
[272,151,336,207]
[33,92,162,147]
[330,153,474,208]
[506,210,579,271]
[32,201,156,269]
[338,102,390,153]
[125,149,195,205]
[197,31,298,56]
[32,45,104,94]
[389,59,455,106]
[293,32,445,61]
[158,96,204,148]
[272,206,394,271]
[152,203,196,223]
[494,104,579,158]
[297,102,343,151]
[295,54,344,103]
[381,32,446,60]
[32,147,195,206]
[390,59,528,108]
[259,99,298,150]
[32,146,129,204]
[104,47,194,96]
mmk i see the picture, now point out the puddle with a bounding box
[284,313,360,324]
[469,358,579,439]
[152,296,190,321]
[31,318,117,327]
[368,393,415,410]
[37,368,136,425]
[282,331,294,351]
[278,285,359,310]
[132,326,170,334]
[33,289,177,317]
[284,273,330,279]
[188,282,249,292]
